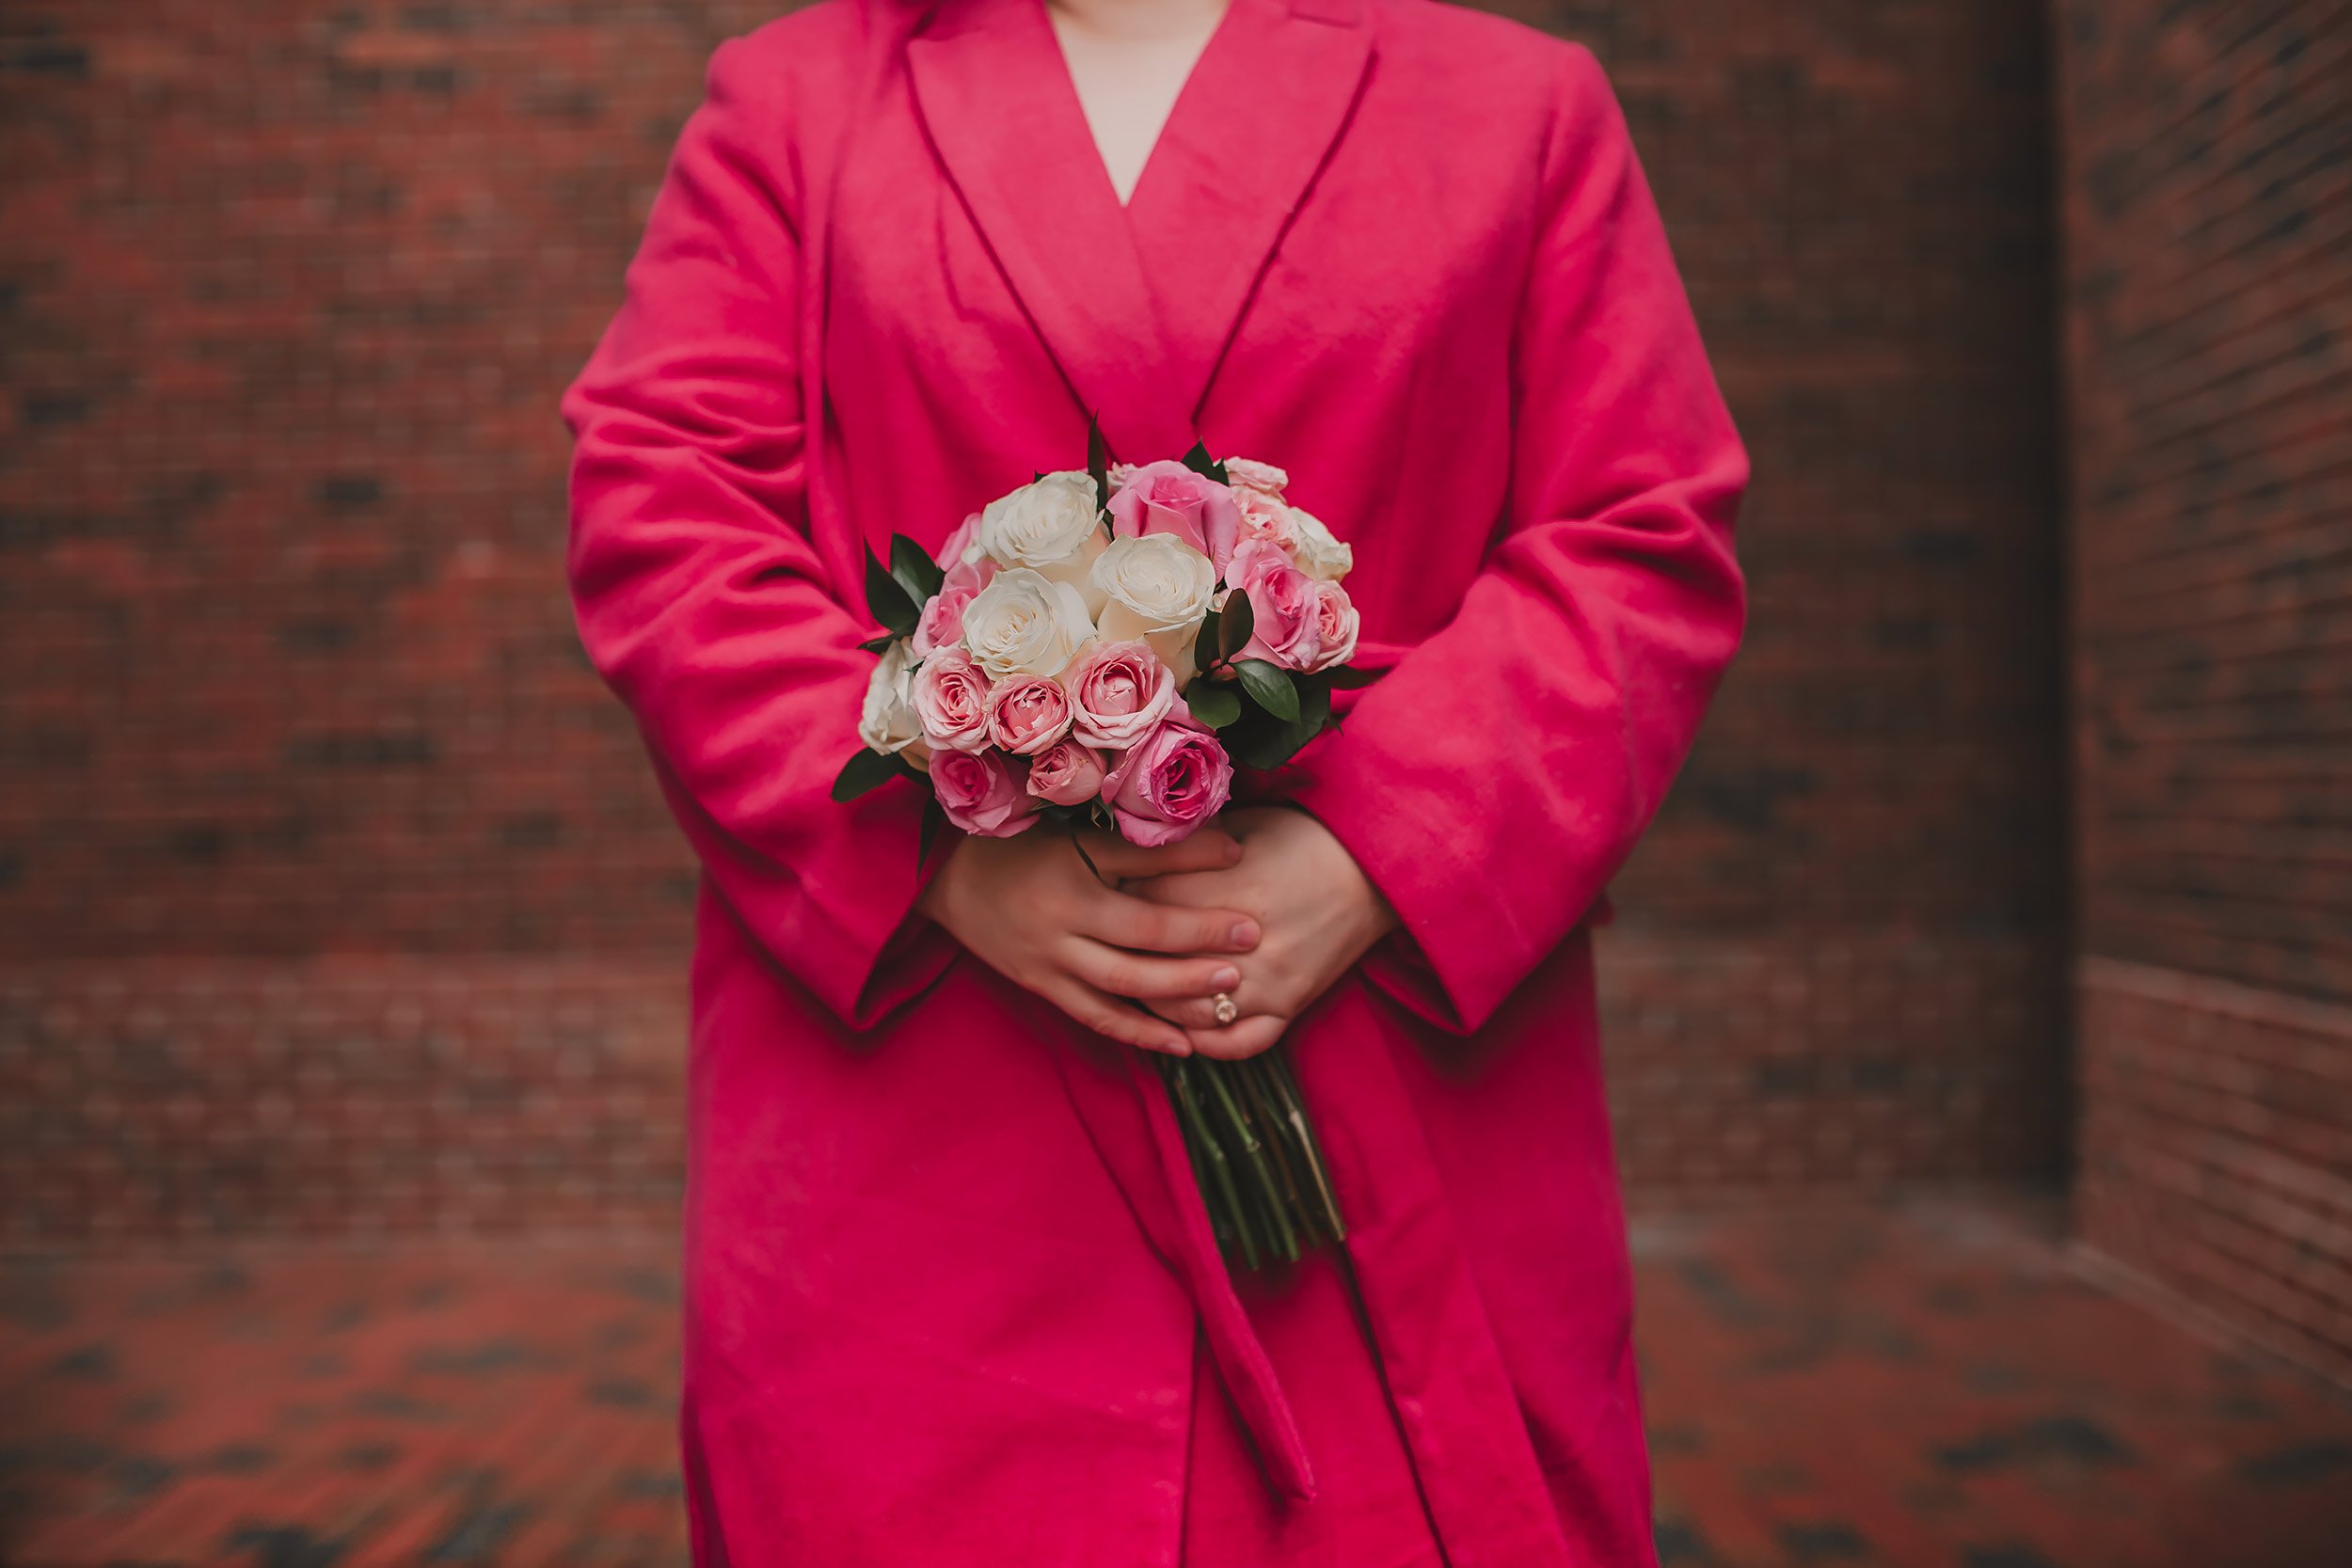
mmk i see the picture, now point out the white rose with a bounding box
[961,567,1097,679]
[977,471,1108,613]
[1092,533,1215,689]
[1220,456,1289,496]
[857,639,926,757]
[1287,505,1353,582]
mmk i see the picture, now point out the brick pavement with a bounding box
[4,1200,2347,1566]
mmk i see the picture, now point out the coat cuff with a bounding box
[1276,743,1617,1037]
[843,825,962,1028]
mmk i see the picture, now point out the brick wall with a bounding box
[1529,0,2072,1201]
[2056,0,2352,1383]
[0,0,2068,1243]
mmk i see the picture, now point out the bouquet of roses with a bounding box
[834,423,1374,1270]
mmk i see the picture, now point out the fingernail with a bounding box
[1212,966,1242,990]
[1230,922,1259,947]
[1223,840,1243,863]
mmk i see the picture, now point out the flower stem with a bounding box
[1171,1072,1238,1257]
[1268,1049,1345,1243]
[1237,1056,1315,1242]
[1167,1057,1260,1271]
[1201,1059,1299,1263]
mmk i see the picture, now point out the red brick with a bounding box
[2058,0,2352,1390]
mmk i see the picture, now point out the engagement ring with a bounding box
[1213,992,1239,1027]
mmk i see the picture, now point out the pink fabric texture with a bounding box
[562,0,1748,1561]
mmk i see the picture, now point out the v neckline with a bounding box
[1037,0,1243,214]
[906,0,1375,458]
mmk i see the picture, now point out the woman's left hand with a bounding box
[1126,806,1397,1058]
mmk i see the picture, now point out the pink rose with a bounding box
[912,557,998,657]
[911,647,993,752]
[1101,717,1233,847]
[1307,579,1360,673]
[1066,638,1177,749]
[1025,738,1108,806]
[984,673,1074,754]
[1106,460,1242,575]
[933,510,983,570]
[1232,486,1297,550]
[930,749,1042,838]
[1226,537,1323,671]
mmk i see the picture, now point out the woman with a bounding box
[563,0,1747,1560]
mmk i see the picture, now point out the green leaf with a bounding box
[1222,725,1286,772]
[1233,658,1299,721]
[1220,676,1331,771]
[865,547,919,636]
[1087,414,1110,511]
[1296,674,1332,736]
[1322,662,1387,689]
[1185,682,1242,729]
[1216,591,1255,663]
[1176,440,1230,485]
[857,632,898,655]
[889,532,945,607]
[832,747,902,802]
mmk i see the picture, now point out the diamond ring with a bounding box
[1212,992,1239,1027]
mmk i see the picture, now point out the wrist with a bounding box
[1320,826,1395,952]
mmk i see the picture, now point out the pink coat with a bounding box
[563,0,1747,1561]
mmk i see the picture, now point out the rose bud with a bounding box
[984,673,1075,755]
[1100,716,1234,847]
[930,748,1042,838]
[1105,459,1242,576]
[1226,537,1324,671]
[910,646,994,752]
[1025,738,1108,806]
[1066,638,1178,750]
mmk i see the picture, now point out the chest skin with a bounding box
[1045,0,1226,205]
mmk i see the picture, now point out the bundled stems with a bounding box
[1265,1049,1345,1243]
[1162,1056,1261,1271]
[1158,1047,1346,1273]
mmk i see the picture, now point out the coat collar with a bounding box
[907,0,1373,462]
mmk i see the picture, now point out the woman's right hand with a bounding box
[916,827,1263,1053]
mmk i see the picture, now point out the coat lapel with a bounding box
[907,0,1374,458]
[1126,0,1374,428]
[906,0,1191,462]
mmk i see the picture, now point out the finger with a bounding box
[1119,869,1241,909]
[1083,894,1261,955]
[1078,828,1243,882]
[1185,1014,1290,1062]
[1152,982,1289,1029]
[1062,939,1243,1003]
[1151,993,1231,1030]
[1047,979,1192,1054]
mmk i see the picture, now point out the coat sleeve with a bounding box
[561,39,955,1029]
[1283,44,1749,1035]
